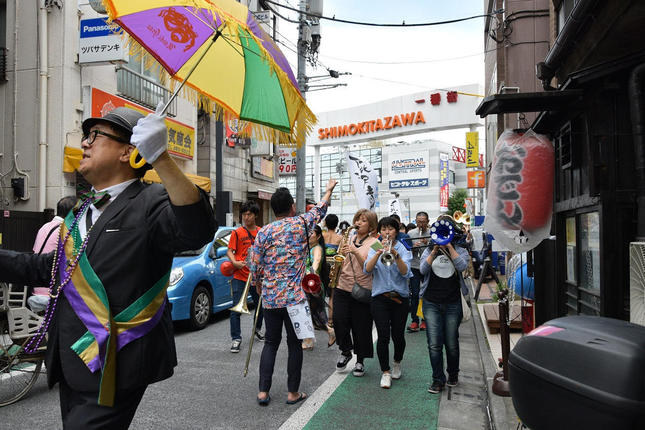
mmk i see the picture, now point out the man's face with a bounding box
[78,123,132,184]
[416,215,429,231]
[241,210,256,227]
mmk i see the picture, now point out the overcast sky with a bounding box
[268,0,486,147]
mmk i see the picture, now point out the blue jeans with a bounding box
[422,299,462,384]
[230,277,263,340]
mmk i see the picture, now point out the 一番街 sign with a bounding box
[389,151,429,189]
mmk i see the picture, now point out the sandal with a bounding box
[286,392,307,405]
[327,328,336,348]
[257,394,271,406]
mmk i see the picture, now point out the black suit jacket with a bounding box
[0,181,216,392]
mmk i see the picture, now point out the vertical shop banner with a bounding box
[225,113,251,148]
[278,148,297,175]
[389,151,429,189]
[466,131,479,167]
[439,153,450,211]
[346,153,379,211]
[388,199,402,218]
[90,88,194,159]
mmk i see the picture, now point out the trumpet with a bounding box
[380,236,396,266]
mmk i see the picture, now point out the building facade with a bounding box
[479,0,645,325]
[0,1,283,249]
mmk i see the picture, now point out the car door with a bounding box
[207,229,234,310]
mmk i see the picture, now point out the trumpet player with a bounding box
[332,209,378,376]
[406,211,431,332]
[364,217,413,389]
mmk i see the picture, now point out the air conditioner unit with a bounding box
[630,242,645,326]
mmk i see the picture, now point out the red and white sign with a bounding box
[278,148,297,175]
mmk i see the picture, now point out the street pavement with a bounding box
[2,296,509,429]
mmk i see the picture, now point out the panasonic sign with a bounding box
[79,18,128,64]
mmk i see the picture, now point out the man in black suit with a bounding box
[0,105,216,428]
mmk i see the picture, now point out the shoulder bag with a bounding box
[348,253,371,304]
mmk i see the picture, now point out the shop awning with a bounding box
[475,90,584,118]
[63,146,211,192]
[143,170,211,192]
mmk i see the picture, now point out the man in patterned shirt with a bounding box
[250,179,337,406]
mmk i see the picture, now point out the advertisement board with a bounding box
[466,131,480,167]
[278,148,297,175]
[90,88,194,159]
[388,151,429,189]
[467,170,486,188]
[79,18,128,64]
[439,152,450,211]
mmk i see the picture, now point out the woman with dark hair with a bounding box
[420,215,469,394]
[322,214,342,256]
[332,209,378,376]
[302,224,334,350]
[338,220,351,232]
[364,216,413,389]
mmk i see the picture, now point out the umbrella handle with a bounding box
[128,30,222,169]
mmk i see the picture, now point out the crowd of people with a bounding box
[0,107,475,427]
[233,184,475,402]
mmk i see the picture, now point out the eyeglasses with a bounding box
[82,129,129,145]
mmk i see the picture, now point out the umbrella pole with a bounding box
[160,30,222,115]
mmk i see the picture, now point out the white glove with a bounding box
[130,102,167,164]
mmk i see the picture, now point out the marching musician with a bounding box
[0,106,215,428]
[406,211,431,332]
[420,215,469,395]
[226,200,263,354]
[332,209,378,376]
[249,179,337,406]
[364,216,413,389]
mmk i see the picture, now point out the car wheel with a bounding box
[189,285,211,330]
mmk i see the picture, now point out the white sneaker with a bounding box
[380,372,392,389]
[391,361,402,379]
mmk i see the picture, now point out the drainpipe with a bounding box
[38,0,49,210]
[628,63,645,240]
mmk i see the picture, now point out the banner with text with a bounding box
[90,88,194,159]
[439,153,450,211]
[278,148,297,175]
[346,153,379,211]
[466,131,479,167]
[389,150,429,189]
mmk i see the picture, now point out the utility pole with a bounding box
[295,0,307,214]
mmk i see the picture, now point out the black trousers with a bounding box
[332,288,374,363]
[371,293,408,372]
[258,307,303,393]
[59,379,147,430]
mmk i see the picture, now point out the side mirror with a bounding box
[216,247,228,259]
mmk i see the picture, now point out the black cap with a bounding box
[82,107,144,136]
[82,107,152,172]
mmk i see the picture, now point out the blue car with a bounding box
[168,227,237,330]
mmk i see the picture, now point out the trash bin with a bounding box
[509,316,645,430]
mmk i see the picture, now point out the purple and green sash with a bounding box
[59,213,169,407]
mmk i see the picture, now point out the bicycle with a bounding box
[0,282,46,407]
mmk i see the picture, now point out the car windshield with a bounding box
[174,229,233,257]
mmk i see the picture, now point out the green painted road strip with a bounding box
[303,326,440,430]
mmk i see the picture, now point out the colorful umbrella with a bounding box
[104,0,314,147]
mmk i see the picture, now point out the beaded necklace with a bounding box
[24,199,94,353]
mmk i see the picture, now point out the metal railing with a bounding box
[116,66,176,116]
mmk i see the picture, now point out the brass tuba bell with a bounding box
[453,210,471,225]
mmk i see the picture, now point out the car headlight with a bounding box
[169,267,184,286]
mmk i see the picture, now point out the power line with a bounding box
[263,0,501,28]
[319,50,487,65]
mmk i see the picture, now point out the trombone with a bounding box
[229,273,252,314]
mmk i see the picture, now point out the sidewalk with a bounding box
[283,286,515,430]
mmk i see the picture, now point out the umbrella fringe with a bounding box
[104,1,316,148]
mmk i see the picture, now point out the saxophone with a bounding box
[328,226,356,289]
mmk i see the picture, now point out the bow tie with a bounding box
[81,190,112,209]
